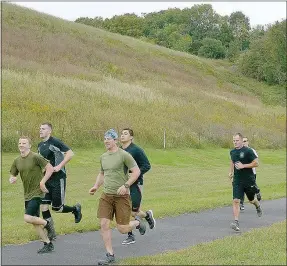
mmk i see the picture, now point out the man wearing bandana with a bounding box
[89,129,146,265]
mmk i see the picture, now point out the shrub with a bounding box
[198,38,226,59]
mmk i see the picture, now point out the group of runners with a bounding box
[9,124,261,265]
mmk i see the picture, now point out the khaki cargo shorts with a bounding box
[97,193,132,225]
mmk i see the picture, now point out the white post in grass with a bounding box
[163,129,166,149]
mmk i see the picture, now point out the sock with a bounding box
[145,212,150,219]
[136,223,140,229]
[42,210,51,220]
[62,205,75,213]
[135,216,141,229]
[44,220,49,228]
[128,231,133,236]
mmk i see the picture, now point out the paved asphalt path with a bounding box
[2,198,286,265]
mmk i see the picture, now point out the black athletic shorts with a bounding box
[42,178,66,209]
[130,183,142,212]
[233,182,258,201]
[25,197,41,217]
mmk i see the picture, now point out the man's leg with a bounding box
[122,184,142,245]
[33,224,49,242]
[133,185,155,228]
[246,185,262,217]
[122,221,136,245]
[142,209,156,229]
[24,215,54,253]
[100,218,114,256]
[41,182,57,240]
[115,194,146,236]
[230,183,243,232]
[98,218,116,265]
[51,178,82,223]
[233,181,244,211]
[97,194,116,265]
[240,195,245,211]
[230,198,240,231]
[254,175,262,201]
[24,199,54,254]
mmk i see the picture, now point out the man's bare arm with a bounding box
[54,150,74,172]
[229,161,234,179]
[89,172,104,195]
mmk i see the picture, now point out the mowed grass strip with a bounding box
[119,221,286,265]
[2,148,285,245]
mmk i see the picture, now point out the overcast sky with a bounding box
[13,2,286,27]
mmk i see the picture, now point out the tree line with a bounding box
[75,4,286,85]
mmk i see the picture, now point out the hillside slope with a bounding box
[2,3,286,150]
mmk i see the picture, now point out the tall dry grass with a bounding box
[2,3,286,151]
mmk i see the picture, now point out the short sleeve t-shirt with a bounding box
[230,146,257,185]
[100,148,137,194]
[38,136,70,180]
[10,152,49,200]
[250,147,258,174]
[123,142,151,185]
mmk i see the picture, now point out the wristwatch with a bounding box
[124,183,130,188]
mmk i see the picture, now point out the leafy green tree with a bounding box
[75,16,104,28]
[142,8,189,39]
[229,11,250,50]
[198,38,226,59]
[74,5,274,64]
[189,39,202,55]
[147,23,192,52]
[188,4,221,41]
[104,13,144,38]
[170,31,192,52]
[217,16,234,47]
[249,25,265,42]
[226,40,241,62]
[238,20,286,85]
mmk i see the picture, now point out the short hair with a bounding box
[19,136,32,145]
[41,122,53,130]
[122,128,134,137]
[233,133,243,139]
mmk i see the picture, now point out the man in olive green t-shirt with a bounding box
[89,129,146,265]
[9,136,55,254]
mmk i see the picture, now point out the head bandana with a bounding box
[104,129,118,139]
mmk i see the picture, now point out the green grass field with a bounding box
[2,148,285,245]
[119,221,286,265]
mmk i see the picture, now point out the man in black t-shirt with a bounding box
[120,128,155,245]
[240,137,261,210]
[228,133,262,232]
[38,122,82,240]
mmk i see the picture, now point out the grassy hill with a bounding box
[2,3,286,151]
